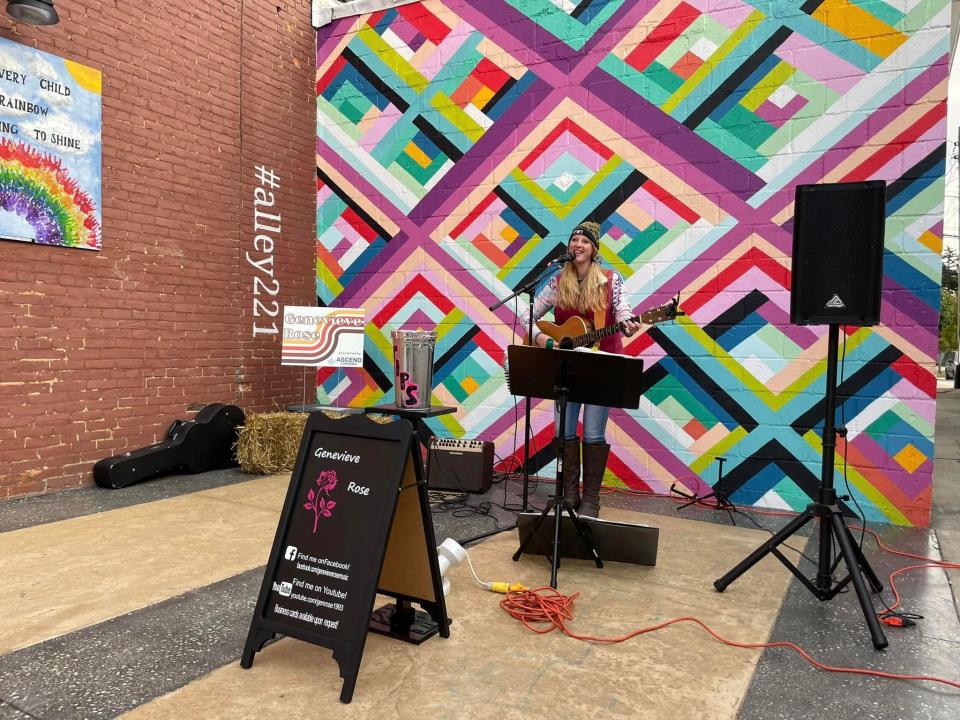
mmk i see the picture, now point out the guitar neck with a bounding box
[576,315,638,348]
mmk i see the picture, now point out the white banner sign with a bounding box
[312,0,421,27]
[282,307,366,367]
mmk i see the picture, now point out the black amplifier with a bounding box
[426,437,494,493]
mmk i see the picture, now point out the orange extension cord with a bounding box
[499,494,960,691]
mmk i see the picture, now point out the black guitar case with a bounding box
[94,403,245,489]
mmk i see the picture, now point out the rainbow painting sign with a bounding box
[282,307,366,367]
[0,38,102,250]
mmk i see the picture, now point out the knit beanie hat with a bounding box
[570,221,601,250]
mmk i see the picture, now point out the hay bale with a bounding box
[235,412,309,474]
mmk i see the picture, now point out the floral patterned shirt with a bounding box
[522,271,633,343]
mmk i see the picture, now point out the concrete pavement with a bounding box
[933,378,960,617]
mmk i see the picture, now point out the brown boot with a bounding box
[558,438,580,510]
[579,442,610,518]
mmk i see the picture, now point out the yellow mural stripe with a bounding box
[740,61,794,112]
[677,320,874,418]
[431,92,484,143]
[368,328,393,359]
[406,141,433,169]
[358,25,428,94]
[510,157,623,221]
[353,385,385,408]
[438,309,467,340]
[917,230,942,254]
[510,168,562,213]
[662,9,765,115]
[801,430,910,525]
[676,316,778,406]
[560,158,623,220]
[690,427,749,475]
[811,0,907,58]
[783,328,873,400]
[316,259,343,297]
[500,233,541,277]
[434,410,464,436]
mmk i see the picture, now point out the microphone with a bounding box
[547,252,574,266]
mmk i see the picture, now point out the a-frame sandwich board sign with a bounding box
[241,412,450,703]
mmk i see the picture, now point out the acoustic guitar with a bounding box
[535,298,681,349]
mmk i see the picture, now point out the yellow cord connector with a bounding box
[487,581,527,594]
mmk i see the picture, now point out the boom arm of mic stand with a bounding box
[488,265,562,511]
[487,264,559,313]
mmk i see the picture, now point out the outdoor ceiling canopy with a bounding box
[312,0,419,28]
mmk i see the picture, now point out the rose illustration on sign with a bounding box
[304,469,338,533]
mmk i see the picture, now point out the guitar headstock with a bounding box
[638,296,683,326]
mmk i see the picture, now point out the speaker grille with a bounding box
[790,181,885,326]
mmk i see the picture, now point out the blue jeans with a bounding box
[555,402,609,443]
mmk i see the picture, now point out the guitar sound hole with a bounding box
[560,337,574,349]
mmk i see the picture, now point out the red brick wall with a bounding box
[0,1,317,498]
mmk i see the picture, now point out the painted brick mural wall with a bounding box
[314,0,949,526]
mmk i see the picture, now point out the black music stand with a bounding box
[505,344,644,588]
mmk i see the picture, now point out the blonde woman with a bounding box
[525,221,640,517]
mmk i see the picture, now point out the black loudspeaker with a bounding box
[427,437,494,493]
[790,180,886,326]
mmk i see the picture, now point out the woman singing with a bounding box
[525,221,640,517]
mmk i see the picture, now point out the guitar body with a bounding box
[536,317,593,348]
[533,298,681,349]
[94,403,245,489]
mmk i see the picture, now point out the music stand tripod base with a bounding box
[505,345,645,588]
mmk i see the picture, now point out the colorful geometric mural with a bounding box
[316,0,949,526]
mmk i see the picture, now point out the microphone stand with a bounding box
[489,261,564,511]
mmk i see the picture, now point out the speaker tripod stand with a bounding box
[713,324,888,650]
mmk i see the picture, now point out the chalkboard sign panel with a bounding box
[264,427,403,640]
[242,412,449,703]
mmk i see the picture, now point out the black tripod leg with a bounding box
[841,523,883,592]
[715,508,814,592]
[830,512,888,650]
[564,505,603,569]
[513,504,552,561]
[550,497,564,588]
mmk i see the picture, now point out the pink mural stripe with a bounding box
[578,74,763,206]
[872,131,945,182]
[841,102,945,182]
[778,32,863,95]
[759,60,949,218]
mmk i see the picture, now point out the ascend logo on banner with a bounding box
[281,306,365,367]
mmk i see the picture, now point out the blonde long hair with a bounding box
[556,261,608,314]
